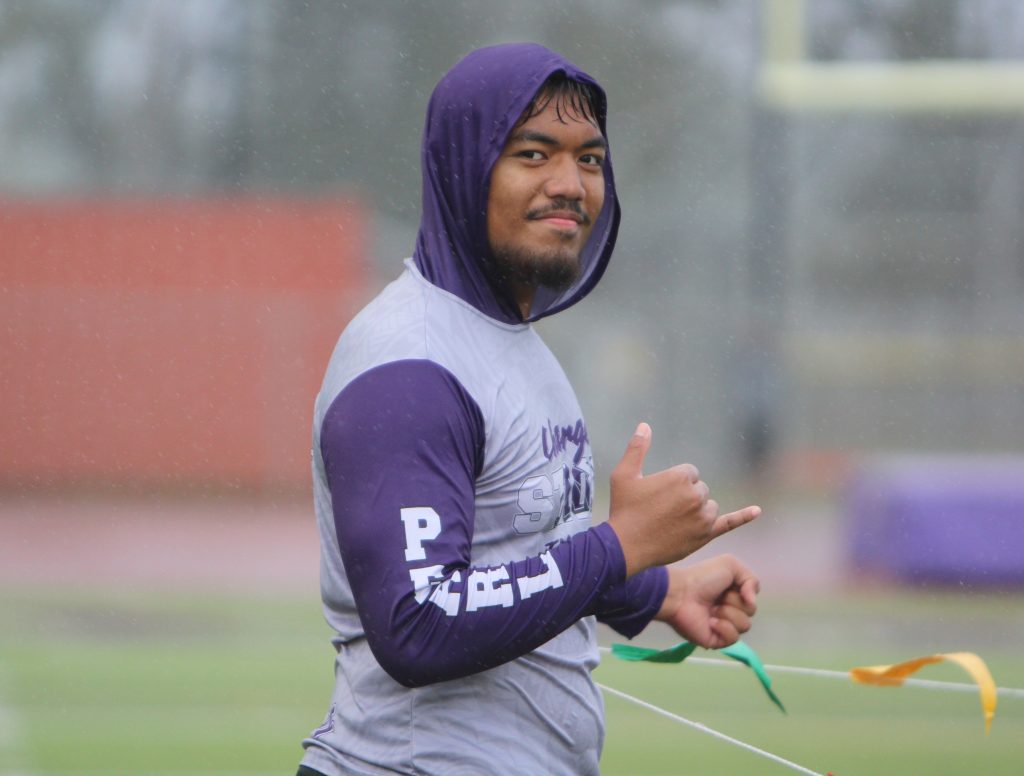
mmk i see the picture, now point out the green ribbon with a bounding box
[610,640,786,713]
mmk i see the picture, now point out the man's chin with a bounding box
[536,261,581,293]
[490,245,581,294]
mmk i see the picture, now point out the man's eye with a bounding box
[580,154,604,167]
[517,150,545,161]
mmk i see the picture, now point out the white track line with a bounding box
[0,664,29,776]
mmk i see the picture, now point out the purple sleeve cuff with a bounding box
[594,565,668,638]
[586,520,668,638]
[321,359,628,686]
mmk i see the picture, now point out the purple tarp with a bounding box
[845,455,1024,585]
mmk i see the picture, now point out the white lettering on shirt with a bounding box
[516,550,564,600]
[401,506,441,561]
[427,571,462,616]
[408,564,445,604]
[466,566,513,611]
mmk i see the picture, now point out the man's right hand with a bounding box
[607,422,761,577]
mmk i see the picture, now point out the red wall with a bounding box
[1,197,369,491]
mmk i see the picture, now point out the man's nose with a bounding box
[543,155,586,201]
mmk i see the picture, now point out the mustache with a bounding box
[526,199,590,225]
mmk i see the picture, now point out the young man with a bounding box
[298,43,761,776]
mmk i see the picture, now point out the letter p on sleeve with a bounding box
[401,507,443,561]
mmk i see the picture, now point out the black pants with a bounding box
[297,767,328,776]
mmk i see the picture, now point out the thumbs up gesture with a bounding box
[608,423,761,577]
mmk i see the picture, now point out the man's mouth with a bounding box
[527,206,589,227]
[539,215,581,229]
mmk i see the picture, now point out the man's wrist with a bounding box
[652,565,684,622]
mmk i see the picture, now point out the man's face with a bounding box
[487,92,607,297]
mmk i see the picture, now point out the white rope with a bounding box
[598,647,1024,698]
[597,682,825,776]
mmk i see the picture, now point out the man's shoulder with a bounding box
[343,269,431,361]
[317,267,469,406]
[316,262,552,424]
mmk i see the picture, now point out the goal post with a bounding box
[759,0,1024,113]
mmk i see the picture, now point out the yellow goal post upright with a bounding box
[740,1,1024,475]
[758,0,1024,114]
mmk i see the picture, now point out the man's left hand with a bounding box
[652,555,759,649]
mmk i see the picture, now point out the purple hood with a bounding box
[413,43,621,324]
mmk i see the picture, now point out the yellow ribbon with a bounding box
[849,652,997,734]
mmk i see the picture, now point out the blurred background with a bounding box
[1,1,1022,774]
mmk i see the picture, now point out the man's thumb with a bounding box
[615,422,651,479]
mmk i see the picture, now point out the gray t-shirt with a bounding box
[300,262,664,775]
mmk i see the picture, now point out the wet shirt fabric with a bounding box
[300,44,667,776]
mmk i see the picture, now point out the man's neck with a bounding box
[509,281,534,320]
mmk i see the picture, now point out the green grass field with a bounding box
[1,587,1020,775]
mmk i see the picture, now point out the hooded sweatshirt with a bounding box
[301,43,667,776]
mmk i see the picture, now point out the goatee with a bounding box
[488,243,581,293]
